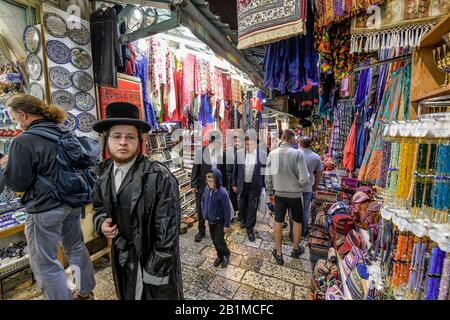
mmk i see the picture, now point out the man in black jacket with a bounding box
[92,102,183,300]
[191,130,227,243]
[0,94,95,300]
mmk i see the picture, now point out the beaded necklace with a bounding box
[406,239,427,299]
[386,142,400,205]
[431,144,450,223]
[425,246,446,300]
[396,141,416,205]
[438,254,450,300]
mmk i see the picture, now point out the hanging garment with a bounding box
[231,79,243,104]
[222,73,232,103]
[90,6,122,87]
[343,117,357,172]
[198,59,212,94]
[149,36,168,92]
[198,94,213,126]
[330,100,353,165]
[182,53,198,112]
[134,54,157,128]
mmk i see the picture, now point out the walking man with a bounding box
[92,102,183,300]
[232,132,265,242]
[191,131,226,242]
[0,94,96,300]
[265,129,310,265]
[299,136,323,236]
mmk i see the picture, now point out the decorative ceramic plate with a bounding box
[74,91,95,111]
[64,112,77,131]
[71,71,93,91]
[25,53,42,80]
[23,25,40,53]
[46,40,71,64]
[28,82,44,100]
[51,90,74,111]
[70,47,92,70]
[49,66,72,89]
[76,112,96,132]
[4,140,11,155]
[68,24,90,45]
[43,13,67,38]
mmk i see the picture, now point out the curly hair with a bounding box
[6,94,67,124]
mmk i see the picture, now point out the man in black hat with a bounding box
[92,102,183,300]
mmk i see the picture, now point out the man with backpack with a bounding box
[92,102,183,300]
[0,94,96,300]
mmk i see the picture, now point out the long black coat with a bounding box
[93,155,183,300]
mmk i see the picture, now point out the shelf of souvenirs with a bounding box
[0,204,27,238]
[0,240,29,279]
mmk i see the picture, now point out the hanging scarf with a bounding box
[182,53,198,111]
[135,54,157,128]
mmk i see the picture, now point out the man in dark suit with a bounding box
[232,132,266,242]
[191,130,227,242]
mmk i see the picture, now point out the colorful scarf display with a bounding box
[237,0,307,49]
[350,0,450,53]
[315,0,383,27]
[330,100,354,165]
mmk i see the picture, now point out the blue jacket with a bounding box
[201,168,232,227]
[232,148,266,197]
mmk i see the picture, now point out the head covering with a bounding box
[93,102,150,133]
[210,168,223,188]
[351,191,371,205]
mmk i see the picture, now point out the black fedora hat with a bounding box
[93,102,151,133]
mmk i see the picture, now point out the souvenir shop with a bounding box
[235,0,450,300]
[0,0,261,298]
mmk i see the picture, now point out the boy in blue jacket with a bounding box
[201,168,232,268]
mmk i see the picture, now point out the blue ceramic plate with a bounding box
[71,71,93,91]
[70,47,92,70]
[76,112,97,132]
[28,82,44,100]
[63,112,78,131]
[74,91,95,111]
[51,90,74,111]
[49,66,71,89]
[23,25,40,54]
[46,40,71,64]
[25,53,42,80]
[68,24,90,45]
[43,13,67,38]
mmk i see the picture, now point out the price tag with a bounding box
[381,207,392,220]
[389,124,398,137]
[383,125,390,137]
[413,122,429,138]
[412,221,426,237]
[399,123,410,137]
[432,122,450,138]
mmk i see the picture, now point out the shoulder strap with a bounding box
[24,127,62,142]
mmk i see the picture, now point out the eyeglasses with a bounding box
[109,133,139,142]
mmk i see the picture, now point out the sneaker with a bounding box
[291,245,305,259]
[272,249,284,266]
[194,232,205,242]
[221,255,230,268]
[72,291,94,300]
[213,257,222,267]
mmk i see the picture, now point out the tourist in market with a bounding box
[265,129,310,265]
[191,130,227,243]
[201,169,232,268]
[0,94,96,300]
[92,102,183,300]
[288,136,324,239]
[232,131,266,242]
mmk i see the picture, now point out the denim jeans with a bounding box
[25,205,96,300]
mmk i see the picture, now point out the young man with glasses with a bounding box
[92,102,183,300]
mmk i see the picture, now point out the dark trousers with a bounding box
[230,188,238,213]
[196,190,206,234]
[209,220,230,259]
[238,183,258,233]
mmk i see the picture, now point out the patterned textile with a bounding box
[231,79,242,103]
[358,64,411,183]
[134,54,157,128]
[330,100,354,166]
[197,59,212,94]
[148,37,167,93]
[181,53,197,111]
[222,73,232,103]
[213,68,224,100]
[316,0,383,27]
[350,0,450,53]
[237,0,307,49]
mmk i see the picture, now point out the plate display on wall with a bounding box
[46,40,71,64]
[63,112,77,131]
[4,140,11,155]
[28,82,44,100]
[71,71,93,91]
[68,24,90,45]
[49,66,72,89]
[43,12,67,38]
[23,25,40,53]
[70,48,92,70]
[51,90,74,111]
[74,91,95,111]
[25,53,42,80]
[76,112,97,132]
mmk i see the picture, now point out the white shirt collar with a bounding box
[113,157,137,176]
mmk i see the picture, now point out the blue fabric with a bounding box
[134,54,157,128]
[201,168,232,227]
[198,94,214,126]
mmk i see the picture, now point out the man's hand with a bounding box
[232,186,238,193]
[269,195,275,205]
[101,218,118,239]
[0,155,8,168]
[224,227,230,234]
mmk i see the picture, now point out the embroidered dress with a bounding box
[181,53,198,112]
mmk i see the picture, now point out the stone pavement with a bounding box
[4,211,313,300]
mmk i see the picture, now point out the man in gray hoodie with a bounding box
[265,129,310,265]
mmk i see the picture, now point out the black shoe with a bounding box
[194,232,205,242]
[247,231,256,242]
[221,255,230,268]
[282,222,288,230]
[272,249,284,266]
[240,222,246,229]
[213,257,222,267]
[291,245,305,259]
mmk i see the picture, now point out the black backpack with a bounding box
[25,127,100,208]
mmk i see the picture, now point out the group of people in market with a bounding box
[0,94,323,300]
